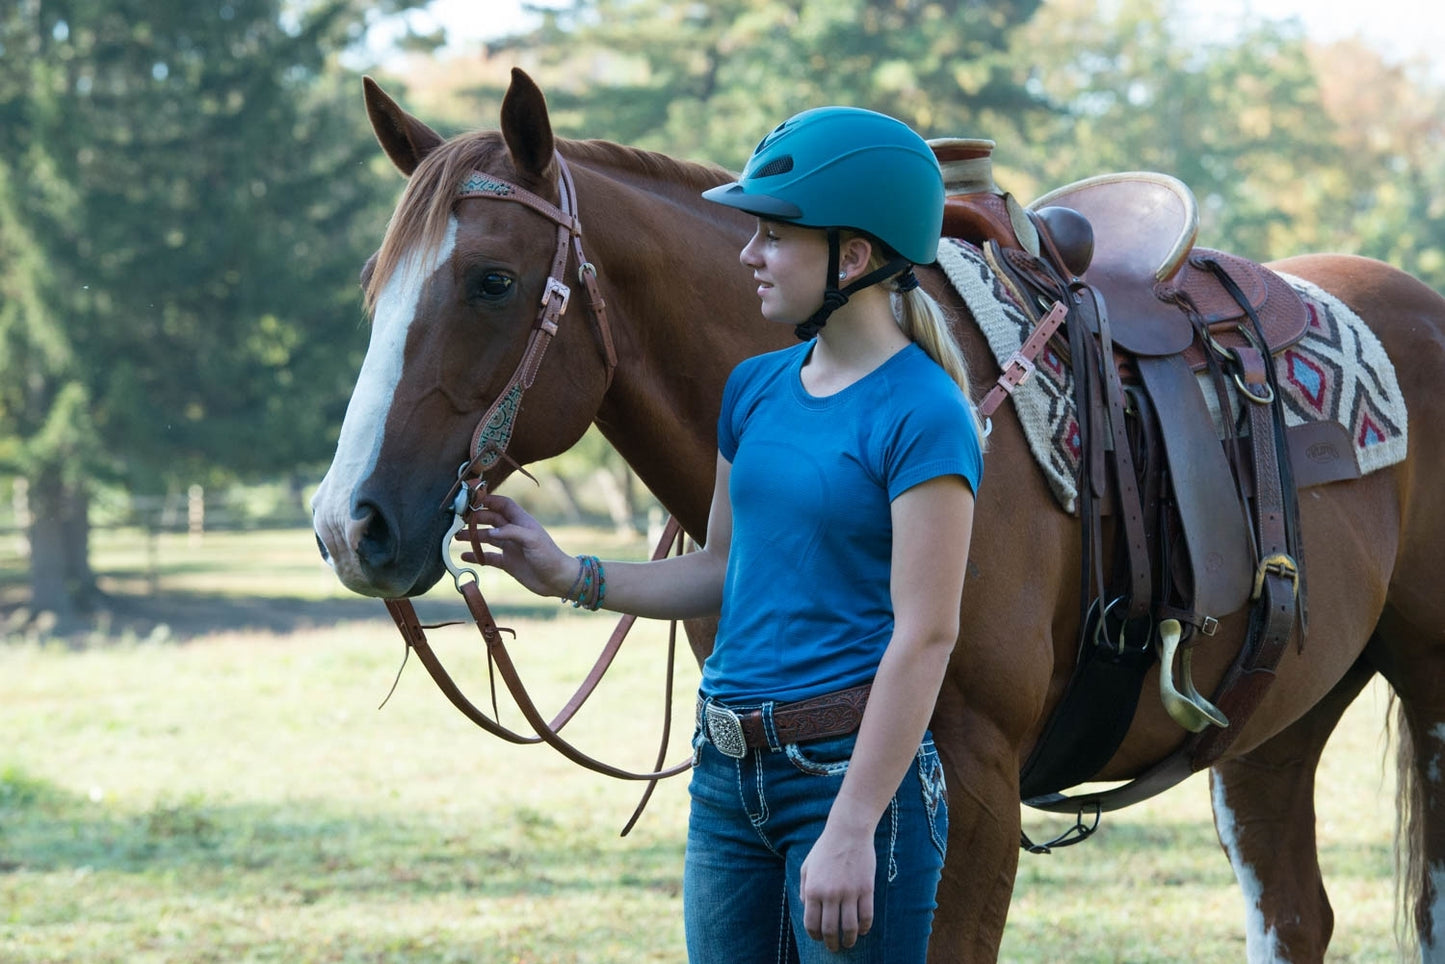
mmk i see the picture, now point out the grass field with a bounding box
[0,527,1401,962]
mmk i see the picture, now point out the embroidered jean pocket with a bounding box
[784,732,856,777]
[918,740,948,859]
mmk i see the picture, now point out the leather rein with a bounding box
[382,154,693,832]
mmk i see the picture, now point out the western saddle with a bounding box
[929,139,1361,830]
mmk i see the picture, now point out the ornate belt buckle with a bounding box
[704,702,747,759]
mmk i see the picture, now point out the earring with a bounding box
[838,271,847,280]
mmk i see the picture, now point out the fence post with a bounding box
[188,484,205,547]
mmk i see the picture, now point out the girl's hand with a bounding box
[457,493,577,598]
[799,820,876,951]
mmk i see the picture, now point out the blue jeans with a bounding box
[683,717,948,963]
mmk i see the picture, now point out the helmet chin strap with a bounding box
[794,228,916,340]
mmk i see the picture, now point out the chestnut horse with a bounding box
[312,69,1445,962]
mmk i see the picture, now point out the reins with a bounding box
[382,153,692,834]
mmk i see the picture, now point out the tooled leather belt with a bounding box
[700,683,872,758]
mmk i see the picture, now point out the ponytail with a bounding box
[844,232,986,448]
[891,283,987,448]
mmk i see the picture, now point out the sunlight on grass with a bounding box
[1,617,695,963]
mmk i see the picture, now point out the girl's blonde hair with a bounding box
[863,242,987,447]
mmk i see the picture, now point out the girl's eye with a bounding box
[473,271,515,302]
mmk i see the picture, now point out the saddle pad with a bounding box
[936,239,1410,514]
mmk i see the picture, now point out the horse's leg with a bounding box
[1209,656,1375,963]
[928,683,1027,963]
[1334,261,1445,959]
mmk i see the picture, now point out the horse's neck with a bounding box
[576,155,788,538]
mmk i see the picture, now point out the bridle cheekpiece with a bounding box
[454,153,618,480]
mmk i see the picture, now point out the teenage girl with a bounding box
[467,106,982,962]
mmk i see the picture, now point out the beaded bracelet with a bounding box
[563,555,589,603]
[563,554,607,611]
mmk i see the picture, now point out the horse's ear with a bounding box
[500,67,555,181]
[363,76,444,177]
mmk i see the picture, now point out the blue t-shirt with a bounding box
[705,340,983,704]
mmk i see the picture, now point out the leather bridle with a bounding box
[381,154,692,832]
[455,153,617,482]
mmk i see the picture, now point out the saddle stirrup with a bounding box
[1157,619,1229,732]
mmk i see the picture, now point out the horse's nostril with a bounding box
[315,533,331,562]
[354,500,398,570]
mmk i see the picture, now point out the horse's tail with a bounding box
[1393,691,1424,958]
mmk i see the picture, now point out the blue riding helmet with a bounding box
[702,106,944,265]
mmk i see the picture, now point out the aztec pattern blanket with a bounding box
[936,238,1410,514]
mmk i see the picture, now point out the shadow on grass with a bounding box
[0,591,569,646]
[0,766,682,901]
[1015,812,1393,888]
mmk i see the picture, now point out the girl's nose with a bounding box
[739,231,763,268]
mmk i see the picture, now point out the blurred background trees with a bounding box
[2,0,1442,620]
[0,0,429,616]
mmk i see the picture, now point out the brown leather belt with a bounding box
[699,683,872,758]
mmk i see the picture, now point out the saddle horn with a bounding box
[1032,205,1094,279]
[1157,619,1229,732]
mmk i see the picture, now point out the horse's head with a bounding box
[312,70,614,597]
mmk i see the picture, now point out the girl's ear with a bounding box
[839,234,875,279]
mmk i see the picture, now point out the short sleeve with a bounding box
[884,383,984,500]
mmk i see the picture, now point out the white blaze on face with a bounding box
[312,217,459,572]
[1212,776,1287,963]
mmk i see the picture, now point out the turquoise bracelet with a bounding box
[564,555,606,611]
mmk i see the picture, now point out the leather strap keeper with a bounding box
[703,683,872,755]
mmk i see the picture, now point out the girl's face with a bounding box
[738,219,829,325]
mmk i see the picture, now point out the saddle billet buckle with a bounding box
[704,702,748,759]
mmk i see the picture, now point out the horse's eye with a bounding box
[472,271,515,302]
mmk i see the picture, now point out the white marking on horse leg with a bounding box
[1212,776,1287,963]
[311,218,458,576]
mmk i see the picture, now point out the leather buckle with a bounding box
[1251,552,1299,601]
[541,275,571,313]
[999,351,1037,390]
[703,702,748,759]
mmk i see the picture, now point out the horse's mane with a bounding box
[364,132,733,314]
[564,137,734,196]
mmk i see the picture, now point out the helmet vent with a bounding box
[753,155,794,178]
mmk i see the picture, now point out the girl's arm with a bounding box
[798,473,975,952]
[467,453,734,621]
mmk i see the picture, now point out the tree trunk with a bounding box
[26,466,95,620]
[548,474,586,525]
[592,466,639,537]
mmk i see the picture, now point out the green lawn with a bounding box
[0,528,1400,961]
